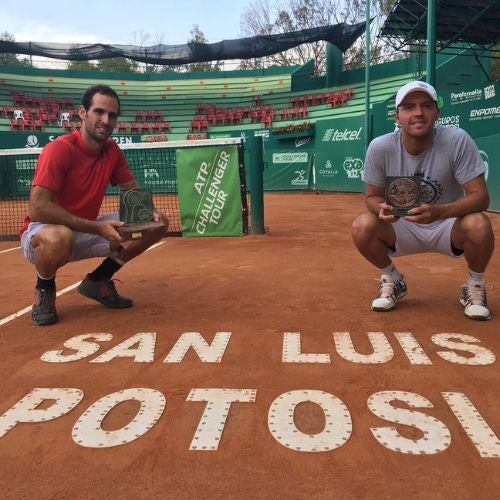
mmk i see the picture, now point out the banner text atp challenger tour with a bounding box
[176,145,243,237]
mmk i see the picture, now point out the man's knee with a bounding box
[459,213,494,242]
[33,225,74,254]
[352,212,379,239]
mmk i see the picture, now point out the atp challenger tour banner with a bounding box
[176,145,243,237]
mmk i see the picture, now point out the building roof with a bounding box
[380,0,500,56]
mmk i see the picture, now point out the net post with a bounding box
[246,136,265,234]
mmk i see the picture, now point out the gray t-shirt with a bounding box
[362,126,485,204]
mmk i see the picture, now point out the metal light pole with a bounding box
[364,0,371,151]
[426,0,436,86]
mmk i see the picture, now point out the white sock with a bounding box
[37,272,55,281]
[467,269,484,287]
[379,263,403,282]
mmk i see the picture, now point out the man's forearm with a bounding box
[29,202,100,233]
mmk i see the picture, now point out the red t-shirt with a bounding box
[20,130,134,237]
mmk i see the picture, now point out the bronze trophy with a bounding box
[118,188,165,240]
[385,176,422,216]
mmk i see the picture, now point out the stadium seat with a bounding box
[60,119,72,130]
[190,117,202,133]
[140,122,152,133]
[133,110,145,121]
[117,122,129,133]
[279,108,290,120]
[153,121,171,133]
[2,105,13,117]
[10,118,24,131]
[32,119,44,131]
[11,91,24,107]
[60,111,71,126]
[262,115,272,128]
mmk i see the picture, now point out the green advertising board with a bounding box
[176,145,243,237]
[374,81,500,140]
[314,116,365,192]
[476,133,500,212]
[437,81,500,139]
[263,136,314,191]
[0,131,142,150]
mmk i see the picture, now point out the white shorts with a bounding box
[390,217,463,258]
[21,213,119,264]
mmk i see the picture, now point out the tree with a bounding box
[96,57,138,73]
[185,25,223,73]
[239,0,398,74]
[0,32,33,67]
[66,60,98,71]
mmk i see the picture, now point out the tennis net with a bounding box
[0,138,247,240]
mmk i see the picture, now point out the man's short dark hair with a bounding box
[81,84,121,115]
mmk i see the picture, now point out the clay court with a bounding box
[0,192,499,498]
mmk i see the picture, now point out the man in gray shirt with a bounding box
[352,81,494,320]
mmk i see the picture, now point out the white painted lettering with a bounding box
[41,333,113,363]
[432,333,496,365]
[442,392,500,458]
[333,331,394,364]
[187,388,256,450]
[0,388,83,438]
[268,390,352,452]
[72,388,165,448]
[91,332,157,363]
[163,332,231,363]
[368,391,451,454]
[282,332,331,363]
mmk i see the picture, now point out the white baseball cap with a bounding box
[395,81,438,107]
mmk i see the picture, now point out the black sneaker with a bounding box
[32,287,58,326]
[77,274,133,308]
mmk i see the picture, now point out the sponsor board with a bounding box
[273,152,309,164]
[450,88,483,105]
[322,126,363,142]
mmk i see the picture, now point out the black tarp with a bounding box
[0,22,367,65]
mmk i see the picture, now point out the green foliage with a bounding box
[185,25,223,73]
[0,31,34,67]
[66,60,97,71]
[239,0,399,74]
[97,57,139,73]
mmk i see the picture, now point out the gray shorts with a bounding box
[390,217,462,258]
[21,213,119,263]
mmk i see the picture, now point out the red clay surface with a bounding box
[0,192,499,499]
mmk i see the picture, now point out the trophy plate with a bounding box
[118,188,164,240]
[385,176,422,216]
[117,220,165,240]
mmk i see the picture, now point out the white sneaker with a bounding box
[371,275,407,312]
[460,283,491,321]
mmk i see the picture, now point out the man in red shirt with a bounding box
[20,85,168,326]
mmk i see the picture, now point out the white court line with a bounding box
[0,239,166,327]
[0,246,21,254]
[0,282,80,327]
[145,240,165,252]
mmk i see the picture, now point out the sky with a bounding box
[1,0,256,45]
